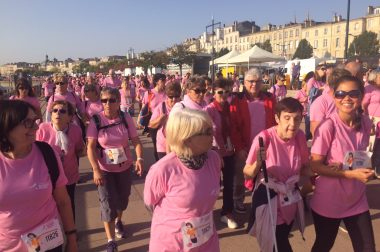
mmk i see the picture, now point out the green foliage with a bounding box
[348,31,380,58]
[168,44,196,76]
[253,39,272,52]
[137,50,169,74]
[215,48,230,58]
[293,39,313,59]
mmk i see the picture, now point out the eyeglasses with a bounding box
[192,88,207,94]
[55,82,66,86]
[320,68,326,71]
[245,80,261,84]
[334,90,361,99]
[168,95,181,100]
[191,127,213,138]
[52,108,67,114]
[216,90,229,95]
[21,118,38,129]
[101,98,118,104]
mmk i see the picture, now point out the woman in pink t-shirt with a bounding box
[36,100,85,222]
[120,78,134,116]
[172,75,208,111]
[9,78,42,120]
[310,75,375,252]
[83,84,103,119]
[148,82,182,159]
[269,73,287,102]
[86,87,143,252]
[0,100,77,252]
[243,97,310,252]
[144,108,221,252]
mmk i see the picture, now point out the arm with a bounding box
[87,138,103,185]
[310,121,319,138]
[53,186,77,252]
[131,136,144,176]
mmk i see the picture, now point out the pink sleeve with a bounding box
[150,103,162,121]
[268,86,274,94]
[362,91,371,108]
[296,131,309,165]
[309,97,324,121]
[143,164,166,208]
[86,118,98,139]
[142,92,149,105]
[125,112,138,139]
[311,119,334,156]
[246,134,260,165]
[307,78,315,91]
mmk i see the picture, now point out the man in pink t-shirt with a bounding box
[102,69,122,89]
[268,73,287,102]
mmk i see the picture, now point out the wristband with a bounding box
[65,229,77,236]
[137,157,144,162]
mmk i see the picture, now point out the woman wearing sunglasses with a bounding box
[83,84,103,119]
[148,82,182,159]
[0,100,77,252]
[10,78,42,120]
[310,75,375,252]
[205,79,238,229]
[36,100,85,222]
[307,65,327,104]
[173,75,208,111]
[87,87,143,252]
[144,108,220,252]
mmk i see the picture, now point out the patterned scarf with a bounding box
[178,152,208,170]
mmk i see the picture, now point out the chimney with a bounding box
[368,6,374,15]
[337,15,342,22]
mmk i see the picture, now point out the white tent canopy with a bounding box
[228,45,285,66]
[212,49,240,64]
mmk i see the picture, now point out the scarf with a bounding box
[53,124,69,154]
[178,152,208,170]
[212,100,231,143]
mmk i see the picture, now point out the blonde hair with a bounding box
[166,108,212,157]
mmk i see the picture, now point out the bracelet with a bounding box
[137,157,144,162]
[65,229,77,236]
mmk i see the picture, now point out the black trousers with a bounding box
[149,128,159,161]
[221,155,234,216]
[274,222,293,252]
[46,245,63,252]
[66,183,76,222]
[311,210,375,252]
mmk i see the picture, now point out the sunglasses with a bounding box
[319,68,326,71]
[246,80,260,84]
[18,87,28,90]
[55,82,66,86]
[192,88,207,94]
[216,90,229,95]
[334,90,361,99]
[168,95,181,100]
[22,118,39,129]
[52,108,67,114]
[101,98,118,104]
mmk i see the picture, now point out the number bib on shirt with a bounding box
[21,218,64,252]
[279,189,302,207]
[104,147,127,165]
[181,212,214,251]
[343,151,372,170]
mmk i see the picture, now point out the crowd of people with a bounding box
[0,62,379,252]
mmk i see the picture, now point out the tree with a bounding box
[348,31,380,58]
[168,44,196,77]
[293,39,313,59]
[215,48,230,58]
[137,50,169,74]
[252,39,272,52]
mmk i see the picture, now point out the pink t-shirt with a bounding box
[309,93,336,122]
[310,112,371,218]
[9,96,40,112]
[86,111,138,172]
[172,95,207,111]
[47,92,84,114]
[269,84,287,101]
[36,123,84,185]
[129,81,136,98]
[362,84,380,117]
[85,100,104,117]
[42,81,55,97]
[205,102,234,157]
[150,101,172,153]
[294,89,308,115]
[246,127,309,225]
[248,99,266,143]
[143,89,167,111]
[102,77,121,89]
[119,89,132,110]
[307,77,325,92]
[0,143,67,252]
[144,151,221,252]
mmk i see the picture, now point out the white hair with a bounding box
[244,68,262,80]
[166,108,212,157]
[368,69,380,83]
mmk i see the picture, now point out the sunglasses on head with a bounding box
[192,88,207,94]
[101,98,118,104]
[216,90,229,95]
[52,108,67,114]
[334,90,361,99]
[22,118,39,129]
[55,82,66,86]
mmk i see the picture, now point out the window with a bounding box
[354,23,359,30]
[289,41,293,49]
[290,30,293,37]
[336,37,340,47]
[235,36,237,43]
[284,31,288,38]
[314,40,318,48]
[274,33,277,40]
[279,33,282,39]
[230,37,232,44]
[368,19,373,28]
[295,29,299,37]
[305,31,309,37]
[315,30,318,36]
[323,39,327,47]
[324,28,328,35]
[336,26,340,33]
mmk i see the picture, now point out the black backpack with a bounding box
[35,141,59,192]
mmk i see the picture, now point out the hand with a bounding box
[65,237,78,252]
[135,160,144,176]
[256,146,266,166]
[93,169,104,186]
[348,168,375,183]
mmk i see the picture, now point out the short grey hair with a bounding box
[244,68,262,80]
[368,69,380,83]
[100,87,121,101]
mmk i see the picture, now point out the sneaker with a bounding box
[234,202,247,214]
[221,215,238,229]
[115,220,126,239]
[106,240,118,252]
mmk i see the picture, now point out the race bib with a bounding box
[21,218,63,252]
[343,151,372,170]
[181,212,214,251]
[104,147,127,165]
[279,189,302,207]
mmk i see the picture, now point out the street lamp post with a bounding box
[344,0,351,60]
[206,17,221,83]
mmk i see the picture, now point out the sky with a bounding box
[0,0,378,65]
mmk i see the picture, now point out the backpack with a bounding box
[35,141,59,192]
[309,85,322,105]
[138,90,154,127]
[92,111,129,158]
